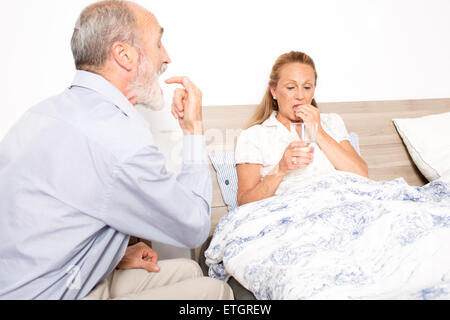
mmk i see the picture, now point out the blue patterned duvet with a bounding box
[205,172,450,299]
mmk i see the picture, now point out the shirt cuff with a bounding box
[183,135,207,164]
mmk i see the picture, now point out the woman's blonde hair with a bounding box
[248,51,318,128]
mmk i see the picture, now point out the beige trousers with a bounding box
[83,258,234,300]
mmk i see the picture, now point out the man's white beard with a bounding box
[127,54,167,111]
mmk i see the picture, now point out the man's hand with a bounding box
[165,76,204,135]
[116,242,160,273]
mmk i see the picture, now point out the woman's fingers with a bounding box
[279,140,315,174]
[288,141,309,149]
[289,142,314,153]
[289,156,313,169]
[283,150,313,170]
[295,104,320,124]
[290,151,313,162]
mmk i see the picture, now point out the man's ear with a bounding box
[110,41,138,72]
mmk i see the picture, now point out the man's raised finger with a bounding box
[165,76,195,91]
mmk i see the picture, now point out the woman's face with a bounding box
[270,62,316,125]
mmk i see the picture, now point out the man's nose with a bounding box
[162,44,171,65]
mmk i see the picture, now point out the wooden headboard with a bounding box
[202,98,450,233]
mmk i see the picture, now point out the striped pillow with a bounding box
[209,151,238,211]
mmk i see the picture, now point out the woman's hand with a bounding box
[278,141,314,176]
[296,106,369,178]
[295,104,322,130]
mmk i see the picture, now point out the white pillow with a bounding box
[393,112,450,181]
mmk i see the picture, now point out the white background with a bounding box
[1,0,449,257]
[1,0,450,141]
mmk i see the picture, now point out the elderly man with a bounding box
[0,0,233,300]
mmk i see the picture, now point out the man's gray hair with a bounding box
[71,0,140,71]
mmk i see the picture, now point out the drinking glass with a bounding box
[290,122,318,146]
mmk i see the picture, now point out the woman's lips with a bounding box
[293,104,303,112]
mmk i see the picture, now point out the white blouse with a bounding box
[235,111,350,195]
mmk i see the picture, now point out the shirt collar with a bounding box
[69,70,149,129]
[262,111,284,128]
[261,111,294,140]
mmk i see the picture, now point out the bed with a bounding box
[197,98,450,299]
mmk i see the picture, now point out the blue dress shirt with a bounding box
[0,71,212,300]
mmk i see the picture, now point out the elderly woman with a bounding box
[235,51,368,205]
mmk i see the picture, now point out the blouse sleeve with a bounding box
[324,113,350,143]
[235,126,264,165]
